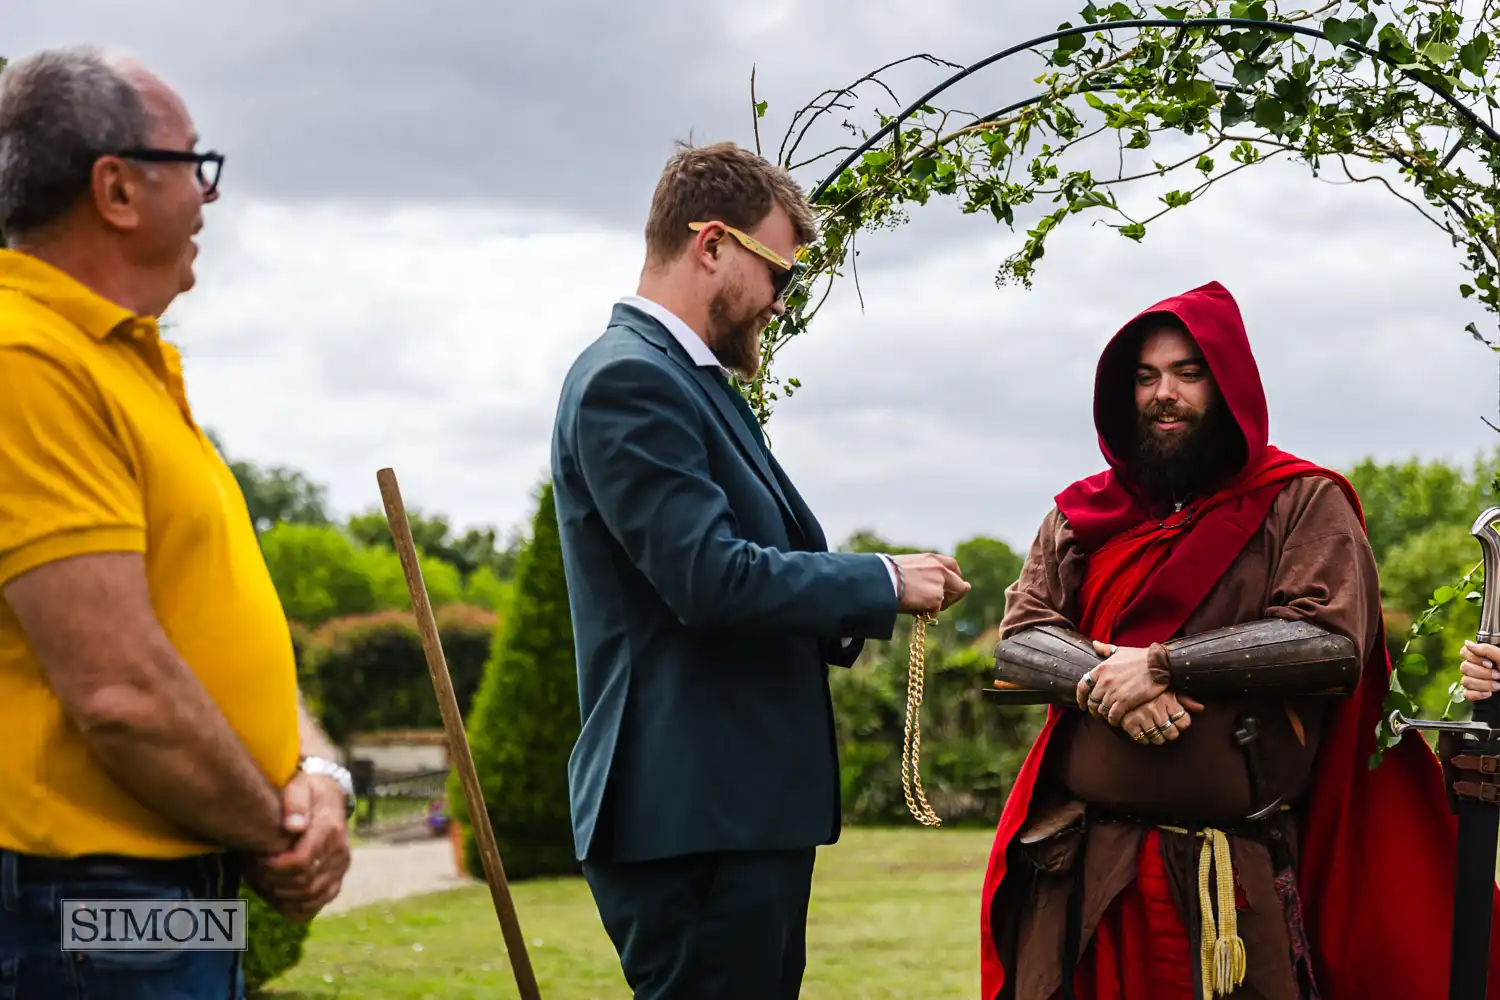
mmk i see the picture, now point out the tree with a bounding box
[1346,450,1500,563]
[347,509,524,581]
[207,431,331,535]
[259,524,380,628]
[258,522,463,629]
[951,536,1026,638]
[462,563,515,611]
[838,528,926,556]
[1381,520,1483,712]
[745,1,1499,421]
[454,481,580,880]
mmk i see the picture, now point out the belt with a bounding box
[1087,804,1291,841]
[9,850,243,898]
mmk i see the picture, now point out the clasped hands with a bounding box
[244,770,352,922]
[1074,641,1203,747]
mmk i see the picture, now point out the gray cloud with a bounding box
[9,0,1079,222]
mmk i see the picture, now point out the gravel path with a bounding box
[325,838,477,914]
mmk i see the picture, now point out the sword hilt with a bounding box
[1388,711,1500,742]
[1392,510,1500,746]
[1473,508,1500,644]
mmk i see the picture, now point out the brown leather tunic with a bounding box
[995,475,1385,1000]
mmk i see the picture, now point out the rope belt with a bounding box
[1156,823,1247,999]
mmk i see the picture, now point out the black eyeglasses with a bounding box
[116,148,225,196]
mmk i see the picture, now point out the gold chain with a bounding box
[901,611,942,827]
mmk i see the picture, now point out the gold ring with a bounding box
[1131,730,1148,742]
[1169,710,1187,723]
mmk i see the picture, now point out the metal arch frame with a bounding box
[807,16,1500,203]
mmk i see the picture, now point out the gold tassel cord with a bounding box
[902,611,942,827]
[1196,829,1247,999]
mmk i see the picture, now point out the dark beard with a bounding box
[707,287,763,379]
[1129,396,1242,508]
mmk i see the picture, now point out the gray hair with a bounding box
[0,45,154,240]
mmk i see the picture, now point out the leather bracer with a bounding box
[992,625,1101,700]
[1160,618,1360,697]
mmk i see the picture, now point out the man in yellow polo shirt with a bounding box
[0,46,353,997]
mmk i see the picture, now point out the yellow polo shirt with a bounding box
[0,250,300,859]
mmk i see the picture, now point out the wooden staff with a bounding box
[376,467,542,1000]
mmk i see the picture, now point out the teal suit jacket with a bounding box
[550,302,900,864]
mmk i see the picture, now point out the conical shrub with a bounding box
[452,480,580,879]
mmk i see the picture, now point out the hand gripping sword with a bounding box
[1389,506,1500,1000]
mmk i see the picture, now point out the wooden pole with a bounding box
[376,467,542,1000]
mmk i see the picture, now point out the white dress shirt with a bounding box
[617,295,901,603]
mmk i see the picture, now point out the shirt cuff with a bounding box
[878,553,900,596]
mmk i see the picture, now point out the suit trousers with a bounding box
[583,847,818,1000]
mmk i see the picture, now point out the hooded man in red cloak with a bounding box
[979,280,1500,1000]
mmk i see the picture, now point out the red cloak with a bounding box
[978,281,1500,999]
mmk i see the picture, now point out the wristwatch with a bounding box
[298,755,358,818]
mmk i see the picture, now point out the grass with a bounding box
[259,826,995,999]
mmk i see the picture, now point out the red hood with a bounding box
[1062,280,1270,548]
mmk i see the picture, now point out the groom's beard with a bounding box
[1128,394,1241,506]
[708,285,767,380]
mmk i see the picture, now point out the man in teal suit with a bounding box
[550,141,970,999]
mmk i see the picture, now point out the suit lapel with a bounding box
[617,307,798,524]
[683,362,798,519]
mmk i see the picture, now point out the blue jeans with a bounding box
[0,849,245,1000]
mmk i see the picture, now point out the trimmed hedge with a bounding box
[242,887,310,995]
[302,603,498,748]
[455,481,580,880]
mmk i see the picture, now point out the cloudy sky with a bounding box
[9,2,1499,554]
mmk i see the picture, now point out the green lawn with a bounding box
[260,826,995,999]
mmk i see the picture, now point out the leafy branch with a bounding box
[1372,559,1486,764]
[745,0,1500,421]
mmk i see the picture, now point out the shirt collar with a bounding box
[0,249,152,341]
[619,295,724,372]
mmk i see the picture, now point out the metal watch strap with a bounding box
[299,755,358,818]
